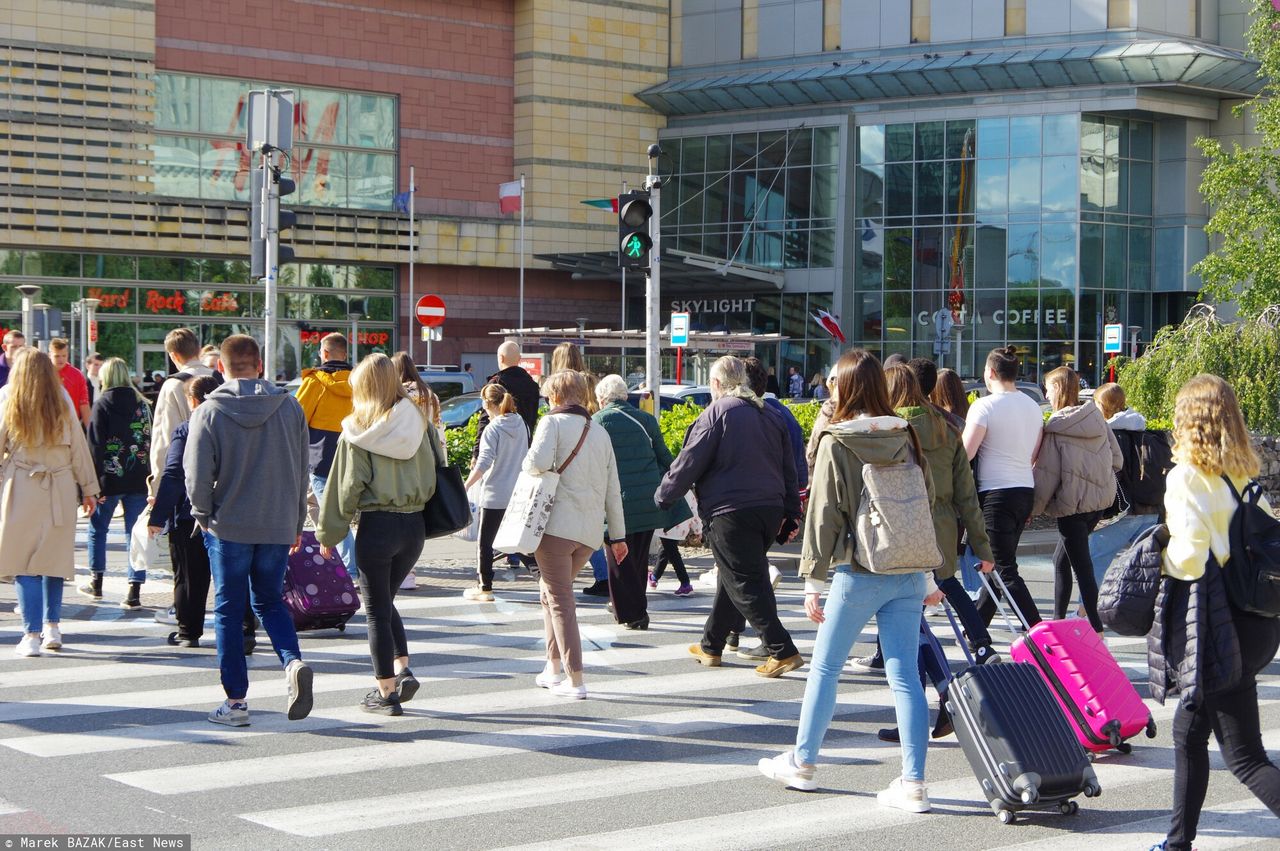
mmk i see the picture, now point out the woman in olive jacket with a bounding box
[1033,366,1123,634]
[592,375,691,629]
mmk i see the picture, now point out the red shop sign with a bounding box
[300,330,389,347]
[87,287,129,310]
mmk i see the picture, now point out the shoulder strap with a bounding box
[613,407,655,449]
[556,420,592,475]
[1222,474,1243,505]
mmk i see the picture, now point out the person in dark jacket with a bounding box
[1150,375,1280,851]
[80,357,152,609]
[593,374,691,630]
[473,341,540,459]
[744,357,808,491]
[656,356,804,678]
[147,375,255,649]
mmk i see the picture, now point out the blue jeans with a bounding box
[589,548,607,582]
[15,576,64,634]
[203,533,302,700]
[311,474,357,578]
[87,492,149,582]
[795,567,929,781]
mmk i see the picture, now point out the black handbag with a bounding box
[422,428,471,538]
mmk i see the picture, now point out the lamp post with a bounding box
[348,299,364,363]
[15,284,40,340]
[32,303,51,351]
[1127,324,1142,361]
[76,297,100,371]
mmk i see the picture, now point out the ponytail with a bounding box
[482,382,516,415]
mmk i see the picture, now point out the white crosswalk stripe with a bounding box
[1,584,1276,849]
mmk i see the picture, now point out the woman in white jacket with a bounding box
[524,370,627,699]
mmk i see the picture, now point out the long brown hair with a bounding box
[831,349,895,423]
[886,363,948,437]
[1094,382,1126,421]
[1044,366,1080,411]
[931,367,969,418]
[1172,374,1260,478]
[4,349,73,449]
[391,350,439,423]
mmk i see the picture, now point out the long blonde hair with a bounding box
[1171,374,1260,478]
[99,357,146,404]
[4,349,72,449]
[349,353,415,430]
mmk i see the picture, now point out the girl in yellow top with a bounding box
[1156,374,1280,851]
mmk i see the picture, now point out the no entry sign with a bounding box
[416,294,446,328]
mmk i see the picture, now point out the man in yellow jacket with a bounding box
[296,332,356,577]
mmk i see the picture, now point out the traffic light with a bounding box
[618,189,653,269]
[250,161,296,279]
[250,168,265,278]
[276,168,297,266]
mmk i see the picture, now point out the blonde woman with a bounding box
[317,353,440,716]
[1153,375,1280,851]
[0,349,99,656]
[82,357,153,608]
[525,370,627,699]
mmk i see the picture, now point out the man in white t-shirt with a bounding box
[962,347,1045,628]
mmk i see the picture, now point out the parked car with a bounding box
[963,380,1051,412]
[417,368,476,402]
[439,392,484,430]
[626,384,712,412]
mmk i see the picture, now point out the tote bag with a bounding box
[493,420,591,555]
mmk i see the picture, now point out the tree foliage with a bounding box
[1195,0,1280,317]
[1116,304,1280,435]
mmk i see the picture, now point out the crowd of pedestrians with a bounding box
[0,326,1276,849]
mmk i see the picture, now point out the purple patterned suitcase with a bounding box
[282,532,360,631]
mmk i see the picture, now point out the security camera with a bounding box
[647,143,662,158]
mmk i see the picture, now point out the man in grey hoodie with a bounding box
[185,335,314,728]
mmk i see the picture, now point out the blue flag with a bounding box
[393,191,412,214]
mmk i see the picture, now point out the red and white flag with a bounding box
[812,308,846,344]
[498,180,522,214]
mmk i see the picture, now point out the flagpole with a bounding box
[408,165,416,363]
[518,173,525,340]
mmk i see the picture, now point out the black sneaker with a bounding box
[932,704,954,739]
[847,654,885,672]
[625,615,650,631]
[877,727,900,743]
[243,635,257,655]
[738,642,770,661]
[725,632,741,651]
[167,632,200,648]
[361,689,403,716]
[395,669,420,703]
[580,580,609,597]
[974,645,1002,666]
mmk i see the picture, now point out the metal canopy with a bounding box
[535,249,785,292]
[489,326,790,352]
[639,39,1261,116]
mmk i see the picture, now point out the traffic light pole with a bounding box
[644,145,662,405]
[262,152,279,382]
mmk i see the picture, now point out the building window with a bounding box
[1006,0,1026,36]
[152,73,397,211]
[1107,0,1130,28]
[911,0,930,43]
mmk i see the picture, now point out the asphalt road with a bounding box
[0,526,1277,851]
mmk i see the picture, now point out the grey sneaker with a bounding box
[284,660,313,721]
[738,642,770,661]
[208,700,249,727]
[154,607,179,626]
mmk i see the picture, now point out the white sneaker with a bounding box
[877,777,930,813]
[535,670,565,689]
[14,635,41,658]
[399,573,418,590]
[462,585,494,602]
[757,751,817,792]
[697,568,719,588]
[41,626,62,651]
[208,700,250,727]
[284,660,314,721]
[154,607,179,626]
[768,563,782,589]
[552,680,586,700]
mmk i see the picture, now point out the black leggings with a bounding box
[477,507,505,591]
[651,538,689,585]
[1052,510,1103,631]
[355,511,426,679]
[169,519,254,642]
[1167,609,1280,850]
[975,488,1042,628]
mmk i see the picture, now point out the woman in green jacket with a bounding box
[317,353,440,717]
[592,374,691,630]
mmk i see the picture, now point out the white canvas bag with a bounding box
[493,420,591,555]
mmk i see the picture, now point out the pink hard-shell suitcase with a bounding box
[985,572,1155,753]
[282,532,360,632]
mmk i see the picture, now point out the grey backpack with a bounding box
[851,428,942,574]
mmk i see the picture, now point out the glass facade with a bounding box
[854,113,1153,383]
[152,73,398,210]
[660,126,840,270]
[0,251,397,380]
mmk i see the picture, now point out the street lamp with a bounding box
[348,299,364,363]
[1127,325,1142,361]
[15,284,40,339]
[74,297,100,370]
[32,303,51,351]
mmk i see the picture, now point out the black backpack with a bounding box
[1222,476,1280,618]
[1098,523,1168,636]
[1116,429,1173,513]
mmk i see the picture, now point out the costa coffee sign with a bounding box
[300,330,390,347]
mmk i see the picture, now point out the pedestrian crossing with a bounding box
[1,579,1278,849]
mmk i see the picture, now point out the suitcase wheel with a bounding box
[1083,781,1102,798]
[1058,801,1079,816]
[1146,718,1158,739]
[997,809,1016,825]
[1115,742,1132,755]
[337,623,346,632]
[1019,786,1038,805]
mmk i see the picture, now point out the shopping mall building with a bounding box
[0,1,1266,384]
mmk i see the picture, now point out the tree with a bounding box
[1195,0,1280,317]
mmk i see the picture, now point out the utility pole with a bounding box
[644,144,663,404]
[247,88,295,382]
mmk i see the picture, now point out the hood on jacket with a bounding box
[1108,408,1148,431]
[100,385,143,406]
[205,379,292,429]
[825,415,913,464]
[895,406,948,453]
[1046,400,1109,439]
[487,411,528,441]
[341,398,427,460]
[302,364,353,400]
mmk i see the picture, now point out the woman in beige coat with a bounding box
[0,348,99,656]
[1033,366,1122,635]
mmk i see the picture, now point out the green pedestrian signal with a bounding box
[618,190,653,269]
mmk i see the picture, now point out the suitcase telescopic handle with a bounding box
[941,599,976,669]
[977,568,1033,634]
